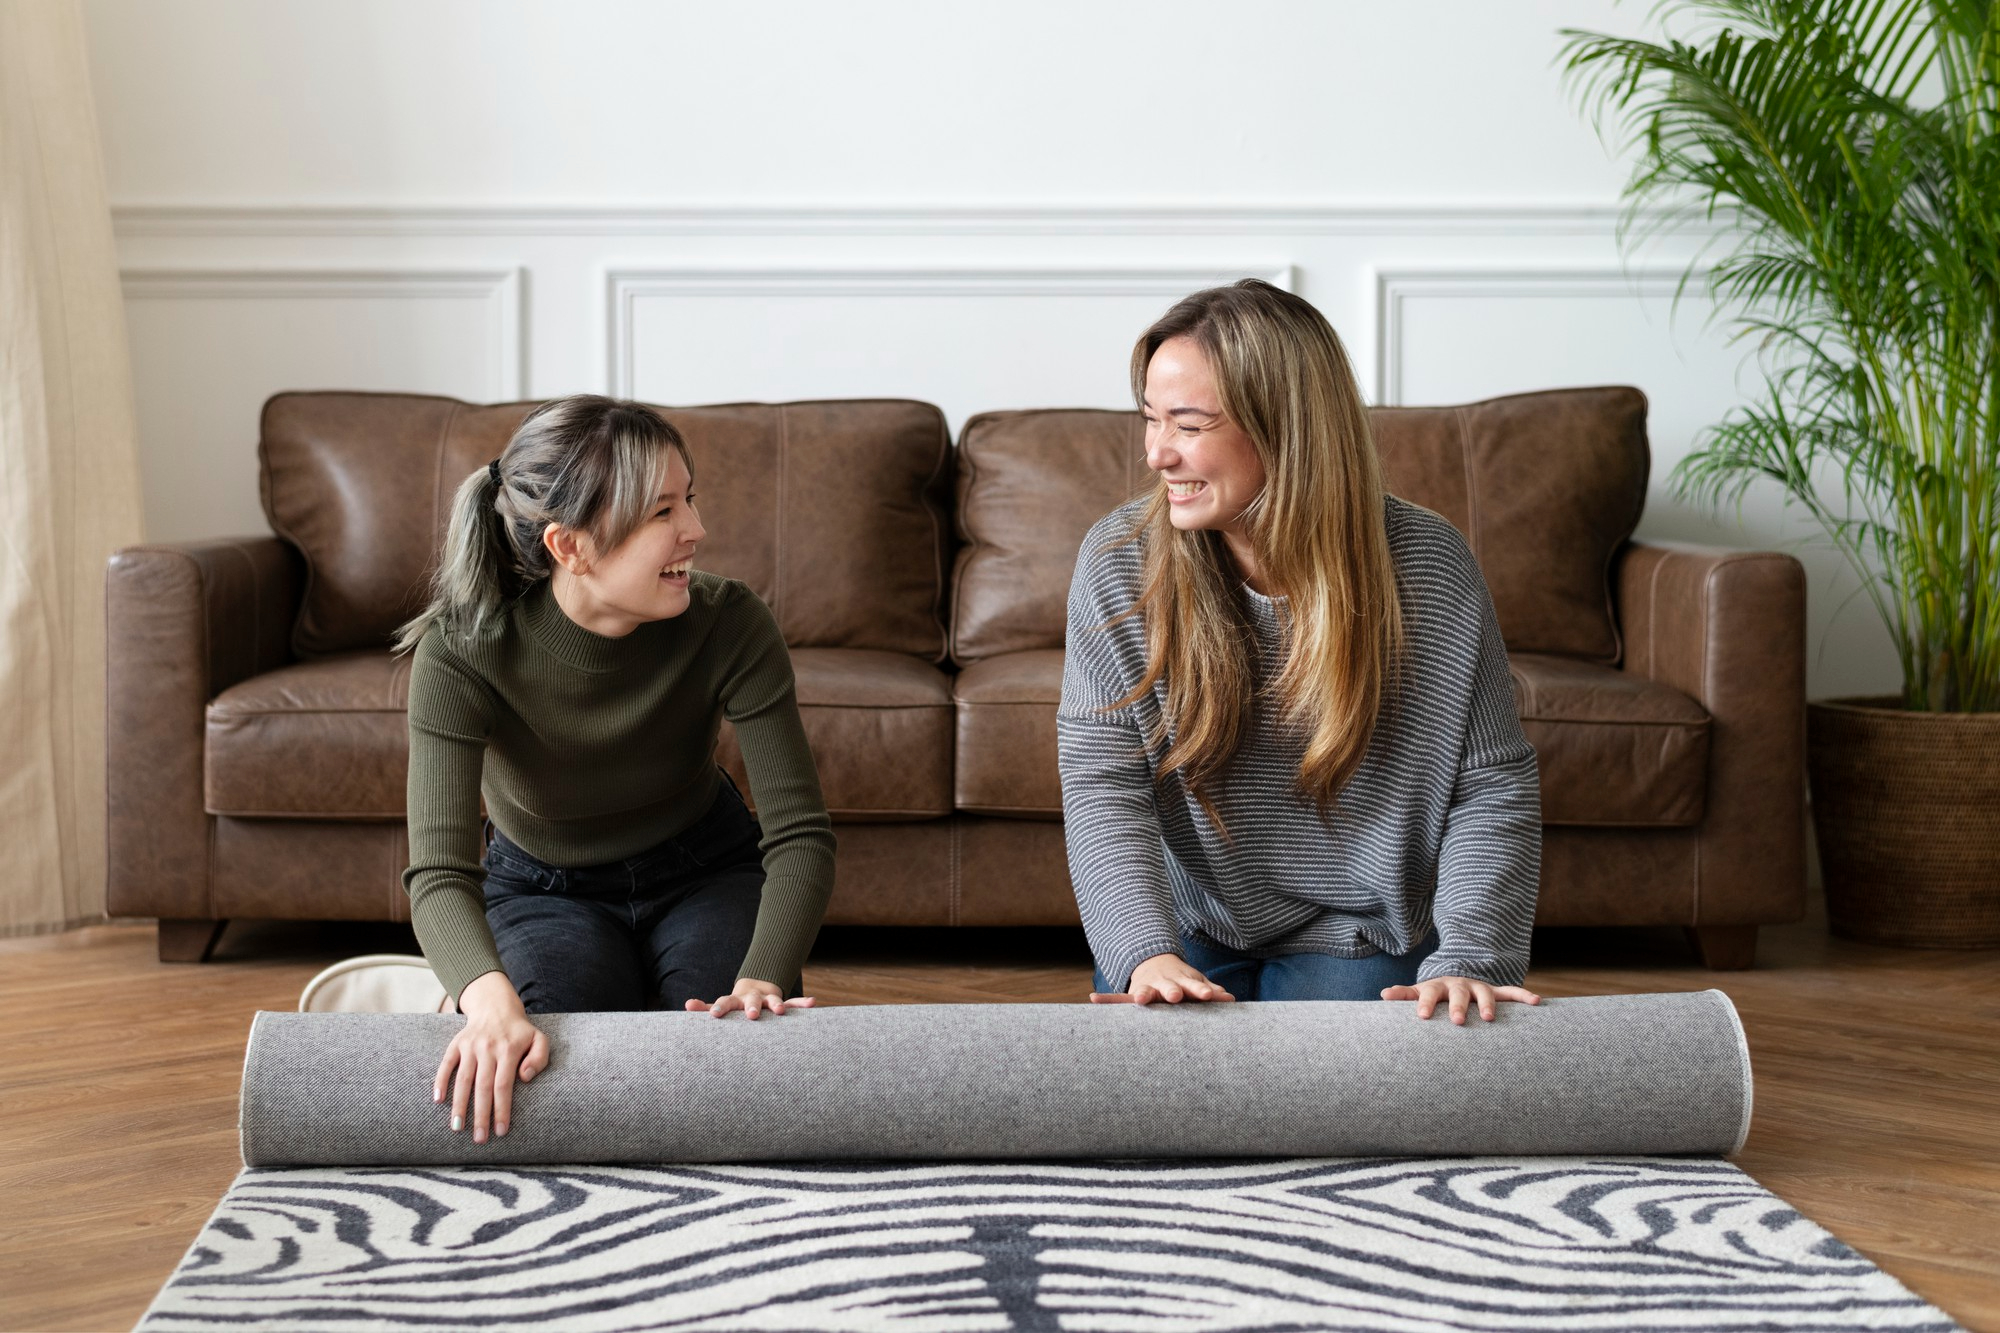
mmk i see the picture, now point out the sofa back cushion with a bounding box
[951,409,1151,662]
[951,385,1649,665]
[262,393,953,661]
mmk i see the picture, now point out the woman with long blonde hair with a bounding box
[1059,280,1542,1022]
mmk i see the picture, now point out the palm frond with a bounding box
[1562,0,2000,710]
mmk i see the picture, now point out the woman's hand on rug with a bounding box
[686,978,816,1020]
[1091,953,1235,1005]
[437,970,549,1144]
[1380,976,1541,1024]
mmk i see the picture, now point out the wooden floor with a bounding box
[3,901,1996,1332]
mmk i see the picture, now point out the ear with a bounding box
[542,522,595,576]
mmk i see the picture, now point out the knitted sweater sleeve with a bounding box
[712,586,837,988]
[401,630,505,1005]
[1416,566,1543,989]
[1055,514,1183,993]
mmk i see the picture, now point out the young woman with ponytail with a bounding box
[397,396,835,1145]
[1060,280,1544,1023]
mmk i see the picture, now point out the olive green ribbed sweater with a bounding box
[402,574,836,1002]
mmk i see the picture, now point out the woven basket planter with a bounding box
[1807,697,2000,948]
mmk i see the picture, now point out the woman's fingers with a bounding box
[439,1022,547,1142]
[1088,989,1237,1004]
[686,993,809,1016]
[450,1045,473,1132]
[492,1055,517,1139]
[1388,978,1539,1021]
[472,1054,495,1144]
[434,1044,459,1104]
[521,1029,549,1081]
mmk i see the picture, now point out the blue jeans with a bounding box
[482,770,783,1014]
[1093,928,1440,1001]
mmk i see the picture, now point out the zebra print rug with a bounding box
[139,1156,1958,1331]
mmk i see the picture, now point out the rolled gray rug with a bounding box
[239,990,1751,1165]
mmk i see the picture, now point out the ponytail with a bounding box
[392,395,692,654]
[392,464,520,653]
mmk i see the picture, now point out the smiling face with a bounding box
[1143,336,1267,568]
[545,447,705,636]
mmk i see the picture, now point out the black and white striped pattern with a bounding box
[1059,497,1542,993]
[139,1157,1957,1331]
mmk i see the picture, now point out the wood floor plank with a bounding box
[2,909,1995,1331]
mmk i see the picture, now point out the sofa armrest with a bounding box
[105,537,304,921]
[1614,539,1807,927]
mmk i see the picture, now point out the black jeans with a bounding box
[481,770,780,1014]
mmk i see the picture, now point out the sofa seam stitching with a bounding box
[1646,550,1666,681]
[949,428,976,663]
[196,552,218,922]
[431,402,460,611]
[774,406,789,641]
[920,403,951,664]
[1518,713,1711,727]
[1693,555,1712,923]
[949,819,962,924]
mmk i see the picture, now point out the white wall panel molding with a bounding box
[603,264,1296,399]
[1368,264,1717,406]
[120,267,528,397]
[111,202,1714,240]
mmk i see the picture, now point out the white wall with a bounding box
[88,0,1901,699]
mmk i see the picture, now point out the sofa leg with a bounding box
[158,918,228,963]
[1686,924,1757,971]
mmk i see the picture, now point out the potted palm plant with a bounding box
[1560,0,1999,947]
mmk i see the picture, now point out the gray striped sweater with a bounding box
[1057,496,1541,993]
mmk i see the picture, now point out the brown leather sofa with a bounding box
[106,386,1805,969]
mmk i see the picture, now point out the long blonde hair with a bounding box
[393,395,693,653]
[1107,279,1404,830]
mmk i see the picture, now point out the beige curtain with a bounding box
[0,0,145,935]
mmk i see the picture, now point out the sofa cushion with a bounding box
[1510,653,1710,827]
[717,648,954,822]
[261,393,952,661]
[1375,387,1647,665]
[951,387,1648,666]
[954,650,1064,818]
[953,410,1149,662]
[207,652,410,819]
[210,644,955,824]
